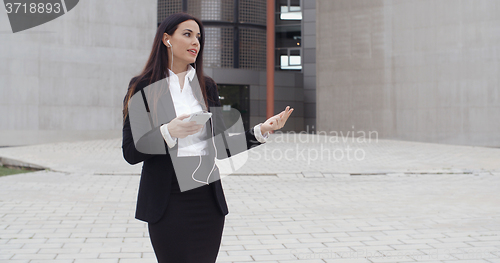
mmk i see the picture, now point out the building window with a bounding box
[239,28,267,69]
[187,0,234,22]
[275,0,302,70]
[203,27,234,68]
[278,48,301,70]
[158,0,267,70]
[157,0,182,25]
[239,0,267,25]
[279,0,302,20]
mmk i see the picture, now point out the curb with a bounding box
[0,156,47,171]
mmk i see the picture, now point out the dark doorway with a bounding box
[217,84,250,131]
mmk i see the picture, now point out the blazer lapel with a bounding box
[158,75,216,150]
[188,74,215,139]
[157,78,177,124]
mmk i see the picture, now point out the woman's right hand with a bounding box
[164,113,204,139]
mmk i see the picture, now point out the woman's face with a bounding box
[164,20,201,69]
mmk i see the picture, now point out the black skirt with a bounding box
[148,157,226,263]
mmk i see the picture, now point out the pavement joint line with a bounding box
[93,173,141,176]
[1,136,499,176]
[226,173,278,176]
[88,171,498,177]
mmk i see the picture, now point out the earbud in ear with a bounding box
[167,40,172,47]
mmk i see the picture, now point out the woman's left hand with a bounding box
[261,106,294,134]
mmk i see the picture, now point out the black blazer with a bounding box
[122,75,263,224]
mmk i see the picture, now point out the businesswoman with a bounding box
[122,12,293,263]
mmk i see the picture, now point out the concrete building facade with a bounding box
[317,0,500,147]
[2,0,498,148]
[157,0,306,134]
[0,0,308,146]
[0,0,158,146]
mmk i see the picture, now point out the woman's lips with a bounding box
[188,50,197,55]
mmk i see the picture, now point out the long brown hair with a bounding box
[122,12,213,124]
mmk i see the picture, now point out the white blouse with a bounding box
[159,65,269,157]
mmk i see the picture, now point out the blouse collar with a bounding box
[166,65,196,82]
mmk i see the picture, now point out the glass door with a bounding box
[217,84,250,131]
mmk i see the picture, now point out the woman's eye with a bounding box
[185,33,201,41]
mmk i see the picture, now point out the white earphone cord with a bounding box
[169,40,174,73]
[191,117,217,185]
[168,40,217,184]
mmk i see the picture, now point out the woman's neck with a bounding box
[168,64,189,75]
[168,64,190,92]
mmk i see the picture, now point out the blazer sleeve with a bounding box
[122,114,158,165]
[122,79,166,165]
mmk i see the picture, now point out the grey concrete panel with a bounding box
[0,105,38,129]
[274,71,297,87]
[259,100,267,117]
[7,76,38,105]
[303,48,316,64]
[304,102,316,118]
[250,85,260,100]
[0,0,156,137]
[294,73,304,88]
[304,76,316,90]
[294,88,304,101]
[303,89,316,103]
[303,117,316,132]
[259,86,268,101]
[303,0,316,9]
[259,71,267,85]
[0,77,10,104]
[250,116,269,129]
[303,34,316,49]
[294,115,304,131]
[275,86,296,101]
[212,68,261,85]
[303,63,316,77]
[250,99,260,116]
[204,67,213,77]
[303,9,316,23]
[317,0,500,147]
[304,21,316,36]
[290,101,304,118]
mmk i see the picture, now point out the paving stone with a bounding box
[276,173,301,178]
[302,172,324,178]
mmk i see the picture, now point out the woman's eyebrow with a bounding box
[183,29,201,36]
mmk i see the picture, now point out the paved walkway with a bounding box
[1,134,499,262]
[0,134,499,176]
